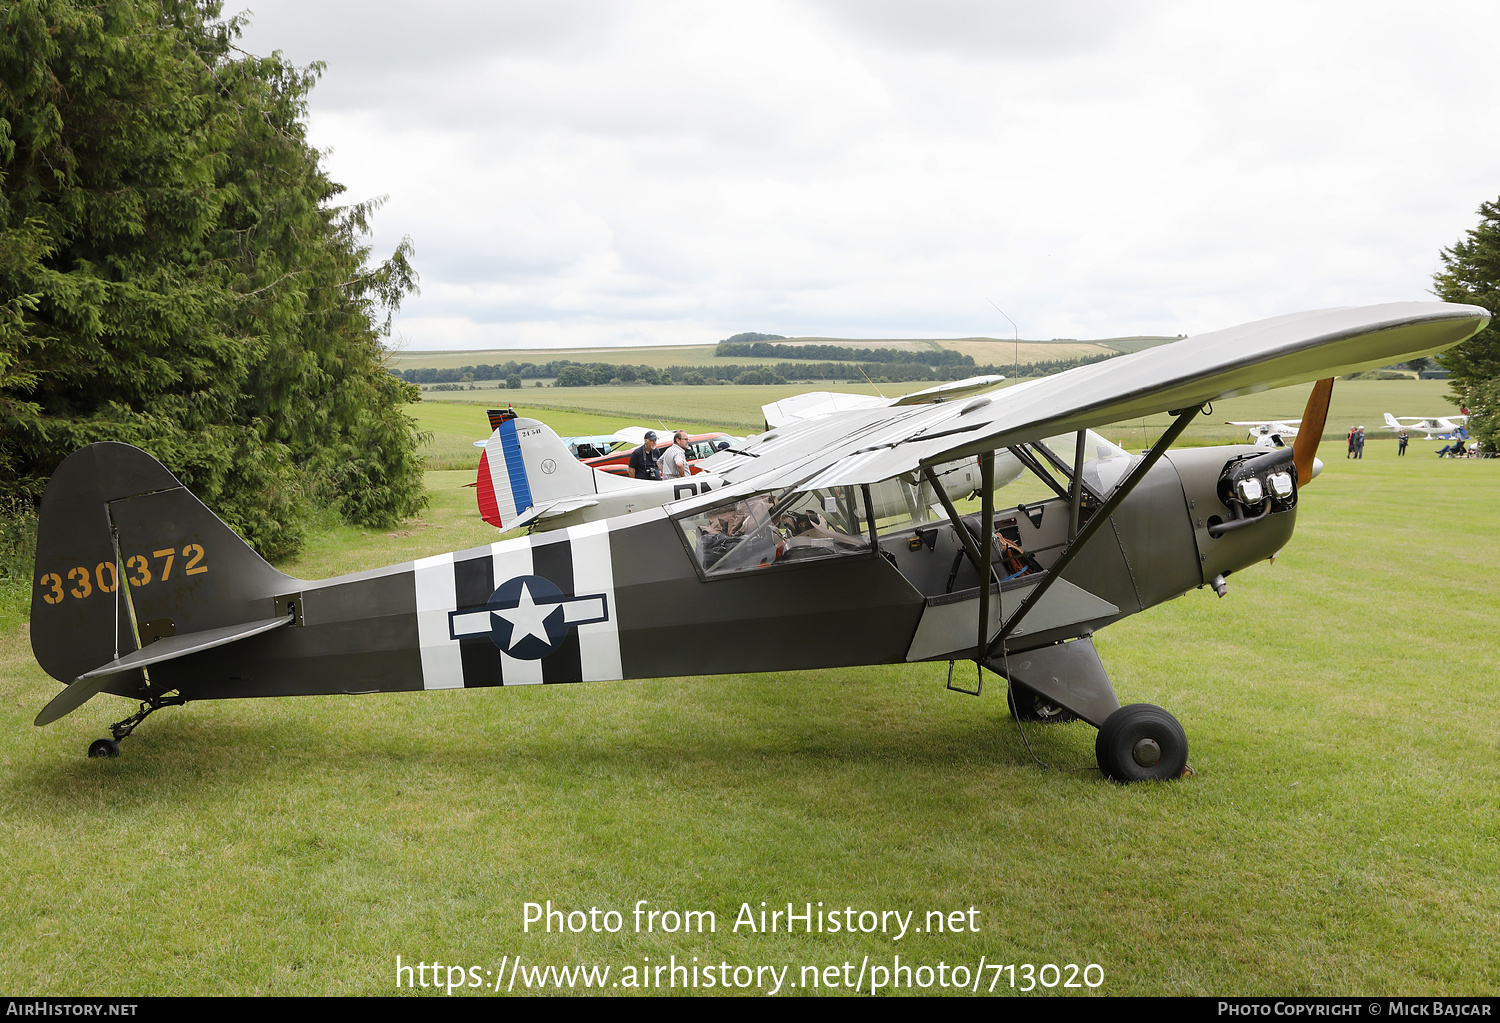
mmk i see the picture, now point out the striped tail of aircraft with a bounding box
[476,408,591,529]
[475,409,721,532]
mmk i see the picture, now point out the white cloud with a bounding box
[233,0,1500,349]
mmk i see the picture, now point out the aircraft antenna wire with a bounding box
[995,647,1050,772]
[995,641,1101,775]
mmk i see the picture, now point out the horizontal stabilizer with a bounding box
[35,615,293,727]
[512,498,601,529]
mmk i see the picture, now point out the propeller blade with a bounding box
[1294,377,1335,484]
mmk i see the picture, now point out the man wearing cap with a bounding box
[627,431,662,480]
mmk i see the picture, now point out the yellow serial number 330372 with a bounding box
[37,544,208,604]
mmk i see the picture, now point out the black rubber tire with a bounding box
[88,738,120,759]
[1095,704,1187,782]
[1008,681,1080,724]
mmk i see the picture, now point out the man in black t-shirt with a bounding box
[627,431,662,480]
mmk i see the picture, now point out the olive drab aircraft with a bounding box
[27,303,1488,781]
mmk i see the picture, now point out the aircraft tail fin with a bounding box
[476,416,598,529]
[1383,412,1401,429]
[30,443,297,717]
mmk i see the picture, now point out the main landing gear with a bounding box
[87,693,185,758]
[986,640,1190,781]
[1094,703,1189,782]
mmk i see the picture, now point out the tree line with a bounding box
[714,341,976,367]
[394,351,1125,389]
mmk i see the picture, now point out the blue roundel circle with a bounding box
[485,574,568,659]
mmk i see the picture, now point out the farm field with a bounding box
[0,425,1496,995]
[386,335,1174,375]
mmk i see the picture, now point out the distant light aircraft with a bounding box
[1226,419,1301,448]
[27,303,1488,782]
[1381,412,1470,439]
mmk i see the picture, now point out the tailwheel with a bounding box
[1095,703,1188,782]
[86,692,186,759]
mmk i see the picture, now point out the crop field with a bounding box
[387,335,1172,376]
[1,390,1495,997]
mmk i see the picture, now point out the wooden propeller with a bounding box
[1293,377,1335,484]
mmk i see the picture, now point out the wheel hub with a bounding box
[1131,737,1162,767]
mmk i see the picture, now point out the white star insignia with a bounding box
[490,581,555,650]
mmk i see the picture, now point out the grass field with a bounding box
[1,402,1495,996]
[414,378,1467,470]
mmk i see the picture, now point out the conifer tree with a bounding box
[0,0,425,558]
[1434,198,1500,452]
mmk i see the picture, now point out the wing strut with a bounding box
[920,463,997,590]
[976,451,996,662]
[988,405,1202,653]
[1068,430,1087,541]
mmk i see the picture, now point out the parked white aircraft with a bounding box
[474,411,1040,532]
[1382,413,1469,439]
[1227,419,1301,448]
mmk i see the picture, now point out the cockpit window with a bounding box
[677,486,872,577]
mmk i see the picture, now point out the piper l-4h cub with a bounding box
[28,303,1488,780]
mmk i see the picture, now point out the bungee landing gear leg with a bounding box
[88,693,185,758]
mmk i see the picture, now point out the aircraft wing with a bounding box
[761,375,1006,429]
[761,391,890,429]
[612,427,661,446]
[703,303,1487,495]
[886,374,1006,406]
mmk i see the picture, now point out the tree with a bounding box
[0,0,425,558]
[1434,198,1500,451]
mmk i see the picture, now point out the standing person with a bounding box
[1347,426,1357,458]
[659,430,690,480]
[1398,430,1409,456]
[627,431,662,480]
[1354,426,1365,459]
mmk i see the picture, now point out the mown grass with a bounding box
[0,399,1495,996]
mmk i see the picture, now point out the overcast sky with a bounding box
[234,1,1500,350]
